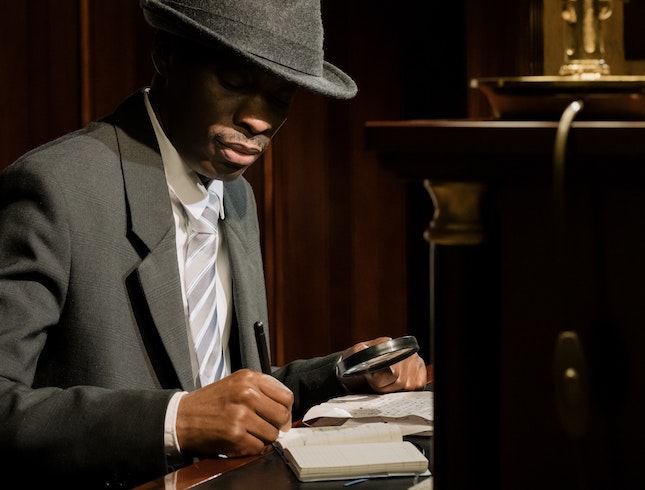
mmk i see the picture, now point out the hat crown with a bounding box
[152,0,323,76]
[141,0,357,99]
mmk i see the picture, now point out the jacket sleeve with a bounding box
[0,147,178,487]
[273,351,349,420]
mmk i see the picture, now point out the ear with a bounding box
[151,43,170,78]
[152,31,179,78]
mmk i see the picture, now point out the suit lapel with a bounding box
[222,180,267,372]
[108,91,195,390]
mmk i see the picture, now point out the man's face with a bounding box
[154,44,297,181]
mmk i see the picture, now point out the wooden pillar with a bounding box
[423,180,500,490]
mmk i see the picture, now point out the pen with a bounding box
[344,478,368,486]
[254,321,272,374]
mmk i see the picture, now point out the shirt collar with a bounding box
[143,89,225,221]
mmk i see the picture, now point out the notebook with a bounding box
[274,422,429,482]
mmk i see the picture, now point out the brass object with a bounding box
[560,0,613,76]
[554,331,589,439]
[423,180,486,246]
[472,75,645,120]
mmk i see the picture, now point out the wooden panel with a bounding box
[269,93,333,362]
[267,2,463,363]
[0,0,155,168]
[624,0,645,59]
[80,0,155,123]
[0,0,81,170]
[466,0,544,118]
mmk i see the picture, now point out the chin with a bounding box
[214,167,247,182]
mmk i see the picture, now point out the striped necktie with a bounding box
[185,193,224,386]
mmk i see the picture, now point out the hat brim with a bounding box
[142,1,358,99]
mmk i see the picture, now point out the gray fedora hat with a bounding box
[140,0,357,99]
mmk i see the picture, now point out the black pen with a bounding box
[254,321,272,374]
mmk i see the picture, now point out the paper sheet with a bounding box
[302,391,433,436]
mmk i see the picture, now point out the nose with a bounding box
[234,93,275,135]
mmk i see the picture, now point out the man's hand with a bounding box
[338,337,427,394]
[176,369,293,458]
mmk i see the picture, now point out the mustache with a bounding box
[214,118,287,151]
[214,132,272,152]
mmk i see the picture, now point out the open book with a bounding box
[275,422,429,482]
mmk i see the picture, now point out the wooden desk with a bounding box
[135,366,434,490]
[135,437,432,490]
[365,119,645,490]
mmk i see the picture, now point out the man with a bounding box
[0,0,427,487]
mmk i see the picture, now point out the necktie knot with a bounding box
[189,193,220,234]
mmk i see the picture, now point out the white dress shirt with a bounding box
[144,89,233,461]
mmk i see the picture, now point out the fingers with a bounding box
[338,337,428,394]
[251,374,293,436]
[340,336,392,359]
[367,353,427,393]
[176,369,293,458]
[257,372,294,409]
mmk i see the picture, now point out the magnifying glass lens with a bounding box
[337,336,420,377]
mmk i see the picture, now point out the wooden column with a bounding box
[422,179,499,490]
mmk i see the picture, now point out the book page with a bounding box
[276,422,401,450]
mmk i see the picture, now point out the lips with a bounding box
[222,141,261,155]
[217,140,262,166]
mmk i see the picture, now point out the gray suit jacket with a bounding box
[0,90,344,487]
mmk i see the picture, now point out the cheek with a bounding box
[178,72,228,123]
[168,112,215,163]
[175,93,226,143]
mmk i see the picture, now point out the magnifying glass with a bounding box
[336,335,420,377]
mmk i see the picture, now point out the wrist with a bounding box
[335,356,371,394]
